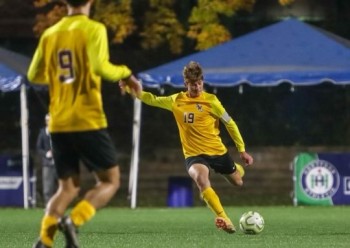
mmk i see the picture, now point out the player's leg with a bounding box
[59,129,120,245]
[216,152,244,186]
[222,162,244,186]
[73,129,120,209]
[235,162,245,177]
[33,133,80,248]
[84,166,120,208]
[33,175,80,248]
[69,165,120,228]
[187,160,235,233]
[205,153,243,232]
[56,166,120,248]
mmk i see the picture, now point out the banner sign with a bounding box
[0,155,35,207]
[293,153,350,205]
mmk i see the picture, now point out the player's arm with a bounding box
[139,91,174,111]
[211,96,254,165]
[211,96,245,152]
[221,115,245,152]
[88,24,132,81]
[27,36,48,84]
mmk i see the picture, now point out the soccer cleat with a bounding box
[235,163,245,178]
[215,217,236,234]
[32,239,51,248]
[58,216,79,248]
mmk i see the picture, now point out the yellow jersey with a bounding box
[27,15,131,132]
[140,91,245,158]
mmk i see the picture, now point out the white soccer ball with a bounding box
[239,211,265,234]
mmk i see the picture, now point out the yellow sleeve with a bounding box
[211,96,245,152]
[27,36,48,84]
[88,24,131,81]
[139,91,174,111]
[224,118,245,152]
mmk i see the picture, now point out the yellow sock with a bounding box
[235,163,245,177]
[39,215,59,247]
[201,187,228,219]
[70,200,96,227]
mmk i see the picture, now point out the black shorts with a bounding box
[50,129,119,179]
[185,152,236,175]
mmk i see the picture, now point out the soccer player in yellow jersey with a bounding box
[121,61,253,234]
[28,0,142,247]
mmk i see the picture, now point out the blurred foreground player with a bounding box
[28,0,142,247]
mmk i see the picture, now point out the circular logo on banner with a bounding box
[300,159,340,199]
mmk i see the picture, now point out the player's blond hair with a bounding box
[183,61,203,82]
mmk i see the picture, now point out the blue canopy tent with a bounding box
[127,18,350,208]
[0,47,31,209]
[138,18,350,88]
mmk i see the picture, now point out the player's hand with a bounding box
[119,80,128,95]
[119,80,135,97]
[240,151,253,166]
[119,75,142,98]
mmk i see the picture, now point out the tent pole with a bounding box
[20,83,30,209]
[129,98,142,209]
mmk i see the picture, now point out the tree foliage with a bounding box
[32,0,296,53]
[279,0,295,6]
[33,1,66,37]
[32,0,135,44]
[140,0,185,54]
[93,0,135,44]
[188,0,256,50]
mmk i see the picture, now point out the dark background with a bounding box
[1,0,350,156]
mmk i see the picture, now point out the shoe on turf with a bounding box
[235,163,245,178]
[58,216,79,248]
[32,239,51,248]
[215,217,236,234]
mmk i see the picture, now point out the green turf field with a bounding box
[1,206,349,248]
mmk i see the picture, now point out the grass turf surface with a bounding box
[0,206,349,248]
